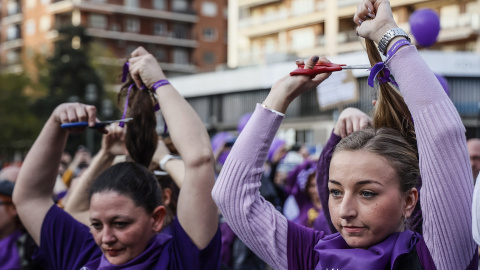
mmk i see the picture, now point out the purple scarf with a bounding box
[314,230,422,269]
[82,234,171,270]
[0,230,22,269]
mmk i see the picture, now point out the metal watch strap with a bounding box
[378,28,410,56]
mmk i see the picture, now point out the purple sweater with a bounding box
[212,46,476,270]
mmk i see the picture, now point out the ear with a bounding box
[162,188,172,207]
[151,205,166,233]
[403,187,418,218]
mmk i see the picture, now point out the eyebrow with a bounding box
[328,179,383,186]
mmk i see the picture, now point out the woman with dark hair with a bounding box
[12,47,221,269]
[212,0,476,269]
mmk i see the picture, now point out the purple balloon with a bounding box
[435,73,450,97]
[237,113,253,134]
[409,9,440,47]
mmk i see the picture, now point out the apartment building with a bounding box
[166,0,480,146]
[228,0,480,67]
[0,0,227,75]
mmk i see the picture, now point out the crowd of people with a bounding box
[1,0,479,269]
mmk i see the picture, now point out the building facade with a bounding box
[0,0,228,76]
[228,0,480,68]
[168,0,480,147]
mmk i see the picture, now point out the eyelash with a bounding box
[360,191,378,198]
[329,189,378,199]
[90,223,102,230]
[114,222,129,229]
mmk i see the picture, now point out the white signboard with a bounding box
[316,70,359,111]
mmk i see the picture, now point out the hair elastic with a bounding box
[368,39,410,88]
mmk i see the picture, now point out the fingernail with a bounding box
[295,59,302,63]
[312,56,319,62]
[368,7,372,12]
[368,13,375,18]
[359,20,363,24]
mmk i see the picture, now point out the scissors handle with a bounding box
[60,122,108,129]
[290,62,345,77]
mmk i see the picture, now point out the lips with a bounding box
[343,226,365,233]
[105,248,124,257]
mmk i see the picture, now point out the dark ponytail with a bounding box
[117,70,158,168]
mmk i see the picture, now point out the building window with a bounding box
[291,28,315,50]
[154,22,168,36]
[203,27,217,41]
[7,25,20,40]
[25,20,36,35]
[153,0,165,10]
[89,14,107,29]
[173,24,188,39]
[201,2,217,17]
[125,0,138,8]
[26,0,36,9]
[203,51,215,64]
[110,23,120,31]
[126,18,140,33]
[173,49,188,65]
[172,0,187,11]
[6,50,20,64]
[154,48,167,62]
[126,45,137,55]
[40,16,51,31]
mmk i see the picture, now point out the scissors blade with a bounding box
[100,118,133,124]
[341,65,371,70]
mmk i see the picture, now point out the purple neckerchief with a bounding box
[0,230,22,269]
[368,40,411,88]
[314,230,422,270]
[82,233,171,270]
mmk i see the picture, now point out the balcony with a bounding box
[238,0,281,8]
[239,9,326,37]
[47,0,197,23]
[1,13,23,25]
[437,13,480,42]
[85,28,197,48]
[1,39,23,50]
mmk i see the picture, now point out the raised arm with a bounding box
[356,1,476,268]
[128,47,216,249]
[12,103,97,245]
[212,56,331,269]
[63,123,127,225]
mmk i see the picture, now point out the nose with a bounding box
[338,193,357,220]
[102,226,117,245]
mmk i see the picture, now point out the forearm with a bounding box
[388,46,476,269]
[164,159,184,188]
[64,149,114,214]
[14,116,67,204]
[155,85,212,166]
[212,104,289,270]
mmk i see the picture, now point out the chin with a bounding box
[342,235,374,249]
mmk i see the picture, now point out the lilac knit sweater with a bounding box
[212,46,476,270]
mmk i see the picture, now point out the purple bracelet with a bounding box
[152,79,170,92]
[386,39,410,62]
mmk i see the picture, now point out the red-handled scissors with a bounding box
[290,62,371,77]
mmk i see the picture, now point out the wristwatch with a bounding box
[159,154,180,171]
[378,28,410,56]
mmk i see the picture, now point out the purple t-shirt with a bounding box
[33,205,221,270]
[0,230,22,269]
